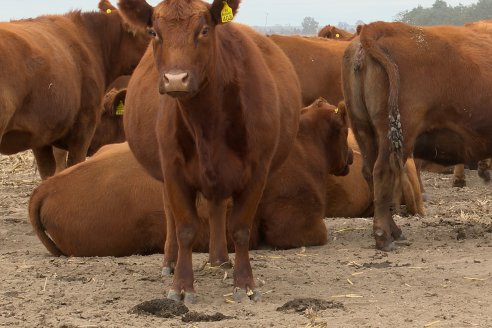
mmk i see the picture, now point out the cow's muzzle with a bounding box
[159,71,191,96]
[334,148,354,176]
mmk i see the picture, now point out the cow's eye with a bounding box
[201,25,209,36]
[147,28,157,38]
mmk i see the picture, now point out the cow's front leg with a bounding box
[229,169,268,302]
[164,175,199,303]
[162,188,178,276]
[33,146,56,179]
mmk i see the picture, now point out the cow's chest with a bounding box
[185,137,251,200]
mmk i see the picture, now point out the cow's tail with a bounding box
[359,24,404,170]
[28,187,64,256]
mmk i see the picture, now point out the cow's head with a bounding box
[118,0,240,98]
[97,0,151,83]
[88,88,127,156]
[300,98,353,176]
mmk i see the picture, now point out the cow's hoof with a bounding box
[233,287,261,302]
[183,292,197,304]
[233,288,248,302]
[167,289,182,302]
[162,266,174,276]
[209,260,233,269]
[453,179,466,188]
[380,241,397,252]
[374,229,397,251]
[395,233,406,241]
[249,289,262,302]
[478,170,491,183]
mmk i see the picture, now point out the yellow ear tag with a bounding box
[106,9,112,14]
[335,33,340,38]
[115,101,125,116]
[221,2,234,23]
[334,107,339,114]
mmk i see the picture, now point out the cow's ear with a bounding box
[335,101,348,126]
[99,0,117,13]
[112,89,127,116]
[118,0,154,28]
[210,0,240,25]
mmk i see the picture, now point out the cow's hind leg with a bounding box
[453,164,466,187]
[33,146,56,179]
[477,159,491,183]
[52,147,68,174]
[65,107,98,167]
[372,138,403,251]
[208,199,231,268]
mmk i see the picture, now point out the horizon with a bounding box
[0,0,481,27]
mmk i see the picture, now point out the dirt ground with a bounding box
[1,151,491,328]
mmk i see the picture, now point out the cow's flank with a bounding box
[0,0,149,179]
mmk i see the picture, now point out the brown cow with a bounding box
[257,98,352,248]
[318,25,355,41]
[119,0,301,302]
[0,0,149,179]
[342,21,492,250]
[29,143,166,257]
[53,75,130,173]
[28,100,352,258]
[29,99,425,261]
[269,34,349,106]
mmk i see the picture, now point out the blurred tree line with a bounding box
[396,0,492,25]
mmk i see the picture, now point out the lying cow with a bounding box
[28,100,349,256]
[29,99,423,260]
[342,21,492,250]
[0,0,149,179]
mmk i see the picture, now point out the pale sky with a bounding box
[0,1,481,26]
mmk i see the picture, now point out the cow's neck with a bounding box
[177,79,238,141]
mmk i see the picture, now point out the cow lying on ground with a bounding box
[29,143,166,257]
[318,25,355,41]
[53,75,130,173]
[269,34,349,106]
[0,0,149,179]
[29,99,351,257]
[342,21,492,250]
[119,0,302,302]
[29,99,423,260]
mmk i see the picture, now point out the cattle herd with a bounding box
[0,0,490,305]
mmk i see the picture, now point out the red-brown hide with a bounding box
[53,75,130,173]
[0,1,149,179]
[270,34,349,106]
[342,21,492,250]
[119,0,301,301]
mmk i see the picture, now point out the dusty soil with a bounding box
[1,151,491,328]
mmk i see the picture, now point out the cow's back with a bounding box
[270,34,348,106]
[29,143,165,256]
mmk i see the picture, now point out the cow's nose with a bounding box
[160,71,190,95]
